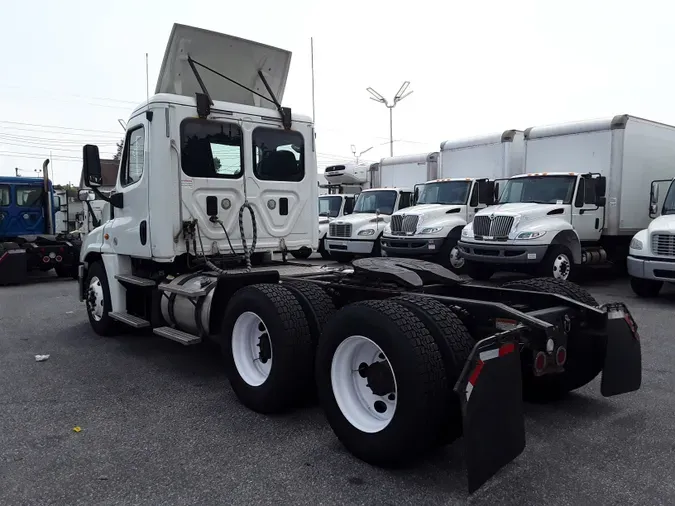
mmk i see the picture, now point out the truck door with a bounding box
[110,118,152,258]
[572,176,604,241]
[0,183,11,237]
[12,184,48,236]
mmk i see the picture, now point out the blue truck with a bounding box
[0,166,81,285]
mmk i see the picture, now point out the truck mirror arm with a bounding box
[89,186,124,210]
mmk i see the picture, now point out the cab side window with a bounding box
[584,178,597,205]
[120,126,145,186]
[398,192,412,210]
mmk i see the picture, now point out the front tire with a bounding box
[502,277,603,402]
[331,252,354,264]
[630,276,663,297]
[538,245,574,281]
[221,284,314,414]
[85,261,118,336]
[315,300,447,466]
[318,238,331,259]
[291,247,313,260]
[465,260,494,281]
[439,236,465,273]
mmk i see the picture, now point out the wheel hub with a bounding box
[257,332,271,363]
[553,254,570,279]
[450,246,465,269]
[358,360,395,397]
[87,276,104,321]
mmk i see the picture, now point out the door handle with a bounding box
[140,220,147,245]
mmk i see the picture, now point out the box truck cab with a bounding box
[628,178,675,296]
[381,131,524,271]
[317,193,356,258]
[324,152,437,262]
[458,115,675,281]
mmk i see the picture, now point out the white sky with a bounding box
[1,0,674,185]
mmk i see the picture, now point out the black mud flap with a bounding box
[455,338,525,494]
[600,303,642,397]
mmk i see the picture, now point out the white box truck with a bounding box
[627,177,675,296]
[382,131,524,271]
[325,153,438,262]
[458,115,675,280]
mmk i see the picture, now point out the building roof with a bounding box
[79,159,119,190]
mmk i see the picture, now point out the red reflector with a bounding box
[55,255,63,262]
[42,256,50,263]
[534,352,547,372]
[556,347,567,366]
[468,360,484,386]
[499,343,515,356]
[59,247,64,253]
[40,248,45,253]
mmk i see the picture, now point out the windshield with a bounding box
[417,181,470,205]
[663,181,675,215]
[16,186,45,207]
[498,176,576,204]
[319,196,342,217]
[353,190,397,215]
[0,185,9,206]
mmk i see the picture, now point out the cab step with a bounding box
[115,274,156,287]
[158,283,207,297]
[153,326,202,345]
[109,312,150,328]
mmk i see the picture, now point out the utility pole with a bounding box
[351,144,374,164]
[366,81,413,157]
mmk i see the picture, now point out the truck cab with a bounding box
[0,177,52,237]
[318,193,356,258]
[381,178,495,271]
[325,187,413,262]
[458,172,607,280]
[627,178,675,296]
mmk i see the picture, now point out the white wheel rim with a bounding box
[87,276,105,321]
[232,311,273,386]
[553,253,571,280]
[450,246,465,269]
[331,335,398,433]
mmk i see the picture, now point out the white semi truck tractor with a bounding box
[382,131,524,272]
[458,115,675,281]
[76,24,643,495]
[324,153,437,262]
[627,177,675,296]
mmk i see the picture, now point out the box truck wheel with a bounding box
[439,237,466,273]
[315,300,447,466]
[221,284,314,414]
[538,245,574,281]
[630,276,662,298]
[465,260,494,281]
[370,236,383,257]
[332,252,354,264]
[392,295,474,445]
[501,278,604,402]
[85,261,118,337]
[291,247,313,260]
[318,238,331,259]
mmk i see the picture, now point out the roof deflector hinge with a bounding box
[186,55,292,129]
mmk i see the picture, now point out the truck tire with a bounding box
[370,236,383,257]
[439,236,466,273]
[501,277,603,401]
[331,252,354,264]
[537,245,575,281]
[318,238,331,259]
[85,261,119,336]
[315,300,447,467]
[291,247,313,260]
[391,295,474,444]
[283,281,336,344]
[465,260,494,281]
[221,283,314,414]
[630,276,663,298]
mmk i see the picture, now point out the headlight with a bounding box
[462,226,473,237]
[384,224,391,234]
[358,229,375,236]
[516,231,546,240]
[630,238,643,250]
[420,227,443,234]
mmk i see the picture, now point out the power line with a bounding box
[0,85,139,105]
[0,120,121,135]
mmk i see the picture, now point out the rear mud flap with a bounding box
[455,338,525,493]
[600,303,642,397]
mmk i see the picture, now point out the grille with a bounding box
[473,215,514,238]
[652,234,675,257]
[329,223,352,238]
[390,215,419,235]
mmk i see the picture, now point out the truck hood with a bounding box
[155,23,291,109]
[393,204,464,221]
[476,203,566,221]
[648,214,675,234]
[332,213,385,227]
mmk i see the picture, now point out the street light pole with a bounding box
[366,81,413,158]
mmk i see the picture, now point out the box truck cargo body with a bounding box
[458,115,675,280]
[382,131,525,271]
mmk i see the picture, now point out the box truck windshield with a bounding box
[663,182,675,215]
[319,195,342,217]
[354,190,397,214]
[498,176,576,205]
[418,181,471,205]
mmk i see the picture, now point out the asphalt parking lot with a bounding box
[2,264,675,506]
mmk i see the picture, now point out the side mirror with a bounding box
[478,180,495,205]
[650,182,660,205]
[493,182,501,203]
[83,144,102,187]
[413,187,420,205]
[78,189,92,202]
[597,176,607,197]
[650,202,659,218]
[595,196,607,207]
